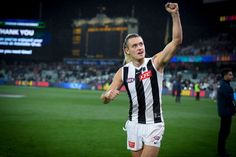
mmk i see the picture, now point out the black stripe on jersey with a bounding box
[147,60,162,123]
[135,68,146,123]
[123,67,133,121]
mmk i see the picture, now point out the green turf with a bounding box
[0,85,235,157]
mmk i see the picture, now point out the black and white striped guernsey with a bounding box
[122,58,164,124]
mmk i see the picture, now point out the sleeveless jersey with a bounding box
[122,58,164,124]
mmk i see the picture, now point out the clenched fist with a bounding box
[165,2,179,14]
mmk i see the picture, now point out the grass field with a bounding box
[0,85,235,157]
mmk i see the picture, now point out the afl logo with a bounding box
[127,78,135,83]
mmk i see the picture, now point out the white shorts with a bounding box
[124,120,165,151]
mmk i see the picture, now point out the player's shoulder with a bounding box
[145,57,152,63]
[123,62,132,68]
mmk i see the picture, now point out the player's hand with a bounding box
[165,2,179,14]
[101,89,120,104]
[104,89,120,100]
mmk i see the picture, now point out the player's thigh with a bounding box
[141,145,160,157]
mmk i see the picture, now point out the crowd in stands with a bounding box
[0,33,235,99]
[178,33,236,56]
[1,59,235,100]
[164,66,223,100]
[0,61,119,88]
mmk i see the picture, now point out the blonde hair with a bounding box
[123,53,132,65]
[122,33,141,64]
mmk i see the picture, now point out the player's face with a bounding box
[126,37,145,60]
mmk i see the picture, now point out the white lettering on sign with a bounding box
[0,28,19,35]
[0,28,35,36]
[20,29,34,36]
[0,49,32,55]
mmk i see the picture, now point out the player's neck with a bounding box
[132,58,144,68]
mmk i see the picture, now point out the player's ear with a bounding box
[125,48,130,55]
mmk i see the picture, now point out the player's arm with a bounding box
[153,2,183,72]
[100,68,123,104]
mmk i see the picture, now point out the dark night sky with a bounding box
[0,0,235,61]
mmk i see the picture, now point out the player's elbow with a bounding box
[173,37,182,46]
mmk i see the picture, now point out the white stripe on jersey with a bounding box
[122,58,164,124]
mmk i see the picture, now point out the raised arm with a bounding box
[100,68,123,104]
[153,2,183,71]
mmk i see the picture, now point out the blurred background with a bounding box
[0,1,236,157]
[0,0,235,97]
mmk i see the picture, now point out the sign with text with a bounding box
[0,19,51,60]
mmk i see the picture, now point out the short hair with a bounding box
[221,68,232,77]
